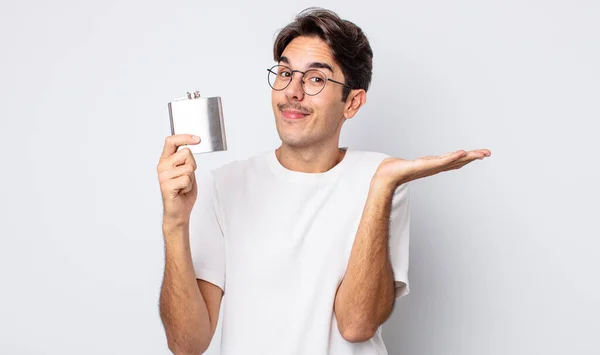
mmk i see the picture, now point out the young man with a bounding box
[157,7,490,355]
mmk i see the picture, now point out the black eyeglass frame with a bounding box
[266,64,353,96]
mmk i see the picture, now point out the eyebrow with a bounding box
[279,56,334,73]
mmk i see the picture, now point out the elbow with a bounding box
[339,322,377,343]
[167,335,211,355]
[167,343,207,355]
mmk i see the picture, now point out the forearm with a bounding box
[159,223,212,355]
[334,179,396,342]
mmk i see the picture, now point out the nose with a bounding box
[284,71,305,101]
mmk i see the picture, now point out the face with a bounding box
[270,36,365,149]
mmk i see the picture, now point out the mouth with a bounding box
[281,109,310,120]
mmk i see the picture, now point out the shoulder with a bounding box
[348,149,392,163]
[345,149,393,174]
[346,148,411,191]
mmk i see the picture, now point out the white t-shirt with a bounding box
[189,148,411,355]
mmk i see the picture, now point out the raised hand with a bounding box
[157,134,201,226]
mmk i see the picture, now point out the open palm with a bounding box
[375,149,491,188]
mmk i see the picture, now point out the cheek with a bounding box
[318,101,344,121]
[319,90,344,112]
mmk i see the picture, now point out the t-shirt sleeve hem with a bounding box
[394,281,410,299]
[194,268,225,293]
[394,277,410,299]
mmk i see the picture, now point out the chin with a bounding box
[277,132,302,146]
[276,128,312,148]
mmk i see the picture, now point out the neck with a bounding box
[275,142,347,174]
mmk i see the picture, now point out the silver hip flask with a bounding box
[168,91,227,154]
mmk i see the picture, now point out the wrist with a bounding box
[162,215,189,229]
[162,221,189,241]
[370,175,399,194]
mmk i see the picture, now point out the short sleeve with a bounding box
[188,169,226,292]
[389,181,411,299]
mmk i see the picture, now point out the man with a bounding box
[157,7,490,355]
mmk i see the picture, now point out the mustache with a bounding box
[277,102,312,114]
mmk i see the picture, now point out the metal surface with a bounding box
[168,91,227,154]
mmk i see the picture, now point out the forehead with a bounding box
[280,36,337,71]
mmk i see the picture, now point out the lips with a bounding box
[282,109,309,119]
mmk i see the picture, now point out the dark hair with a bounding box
[273,7,373,102]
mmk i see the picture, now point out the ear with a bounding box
[343,89,367,119]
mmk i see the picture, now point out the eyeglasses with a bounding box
[267,64,352,96]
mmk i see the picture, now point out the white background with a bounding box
[1,0,598,354]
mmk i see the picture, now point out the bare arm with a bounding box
[159,223,224,355]
[333,179,397,343]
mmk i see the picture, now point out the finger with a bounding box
[467,150,489,160]
[160,134,200,161]
[164,175,193,196]
[449,150,488,164]
[468,149,491,158]
[159,164,195,182]
[440,150,488,171]
[161,147,197,171]
[440,150,466,161]
[181,172,196,194]
[421,150,463,161]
